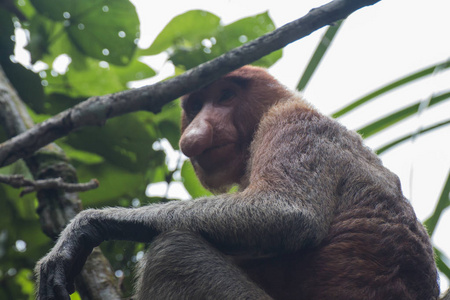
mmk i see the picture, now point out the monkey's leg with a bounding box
[134,230,272,300]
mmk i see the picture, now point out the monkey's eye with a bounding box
[218,89,236,103]
[188,100,203,115]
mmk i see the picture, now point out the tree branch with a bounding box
[0,0,381,167]
[0,174,99,196]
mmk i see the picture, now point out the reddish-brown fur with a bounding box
[179,66,439,299]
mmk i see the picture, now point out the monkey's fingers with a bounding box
[37,260,71,300]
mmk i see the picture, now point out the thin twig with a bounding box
[0,174,99,196]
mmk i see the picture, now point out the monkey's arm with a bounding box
[37,188,330,298]
[36,112,342,299]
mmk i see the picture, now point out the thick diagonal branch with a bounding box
[0,0,381,167]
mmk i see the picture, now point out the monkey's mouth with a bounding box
[204,143,234,154]
[195,143,237,167]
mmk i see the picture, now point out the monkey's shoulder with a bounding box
[262,96,321,126]
[256,96,363,151]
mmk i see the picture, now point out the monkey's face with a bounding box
[180,78,249,192]
[179,66,289,193]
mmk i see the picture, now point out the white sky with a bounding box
[13,0,450,292]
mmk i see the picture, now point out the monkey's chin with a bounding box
[195,143,238,171]
[191,149,246,193]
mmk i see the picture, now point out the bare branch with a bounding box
[0,174,99,196]
[0,0,381,168]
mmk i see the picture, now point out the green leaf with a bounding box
[30,0,139,65]
[58,142,104,164]
[30,0,72,21]
[297,20,343,91]
[219,12,281,68]
[424,172,450,236]
[45,55,154,97]
[158,120,181,150]
[181,160,212,198]
[76,162,146,206]
[434,248,450,279]
[66,113,162,172]
[15,269,35,298]
[152,101,182,150]
[357,90,450,138]
[375,120,450,154]
[110,59,156,85]
[333,59,450,118]
[44,58,123,97]
[141,10,281,69]
[143,10,221,56]
[221,12,275,46]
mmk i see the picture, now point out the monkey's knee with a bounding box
[134,230,271,300]
[134,230,218,298]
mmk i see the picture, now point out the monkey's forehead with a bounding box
[181,66,275,100]
[180,77,246,101]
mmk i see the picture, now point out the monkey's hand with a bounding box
[35,208,157,299]
[35,211,105,300]
[35,245,89,300]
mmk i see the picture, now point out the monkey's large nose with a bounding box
[179,119,213,157]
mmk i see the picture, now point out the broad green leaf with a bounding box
[181,160,212,198]
[110,59,156,85]
[58,142,104,164]
[297,20,343,92]
[141,10,281,69]
[45,59,123,97]
[357,90,450,138]
[14,269,34,297]
[30,0,139,65]
[143,10,221,56]
[45,56,154,97]
[158,120,181,150]
[30,0,73,21]
[333,59,450,118]
[151,101,182,150]
[76,162,147,206]
[221,12,275,48]
[170,11,281,69]
[218,12,281,67]
[375,120,450,154]
[66,113,162,172]
[43,26,82,66]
